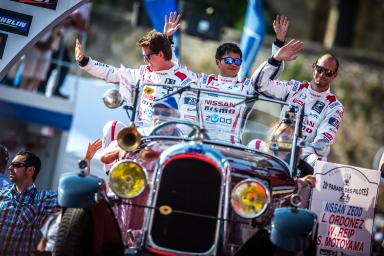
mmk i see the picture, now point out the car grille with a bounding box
[149,155,222,254]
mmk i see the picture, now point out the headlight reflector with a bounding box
[230,179,270,218]
[109,160,147,198]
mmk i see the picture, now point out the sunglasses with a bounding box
[10,162,27,168]
[270,141,292,152]
[221,57,242,67]
[143,52,157,61]
[153,109,172,117]
[314,64,335,77]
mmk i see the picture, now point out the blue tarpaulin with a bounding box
[239,0,265,80]
[144,0,180,57]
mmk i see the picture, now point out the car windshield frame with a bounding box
[124,83,302,176]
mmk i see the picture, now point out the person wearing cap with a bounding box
[149,96,183,136]
[0,144,11,188]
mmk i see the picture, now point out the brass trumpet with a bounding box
[117,123,142,152]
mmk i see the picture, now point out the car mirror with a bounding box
[103,88,123,109]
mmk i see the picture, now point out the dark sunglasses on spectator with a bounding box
[153,109,172,117]
[221,57,242,66]
[10,162,27,168]
[314,64,335,77]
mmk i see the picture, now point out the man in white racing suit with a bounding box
[164,13,290,144]
[251,42,344,160]
[74,30,197,131]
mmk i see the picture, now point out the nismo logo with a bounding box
[0,8,32,36]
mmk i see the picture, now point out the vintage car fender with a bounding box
[270,207,317,252]
[58,172,101,208]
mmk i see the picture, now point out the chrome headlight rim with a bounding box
[109,159,147,199]
[230,178,271,219]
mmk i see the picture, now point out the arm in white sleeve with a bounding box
[79,57,120,83]
[272,39,285,78]
[250,58,292,100]
[313,103,344,145]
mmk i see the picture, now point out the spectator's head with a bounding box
[215,43,242,77]
[8,151,41,185]
[312,53,339,91]
[137,30,173,70]
[0,144,9,172]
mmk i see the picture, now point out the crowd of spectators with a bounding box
[0,4,92,100]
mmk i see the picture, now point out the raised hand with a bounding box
[273,39,304,62]
[84,138,102,162]
[163,11,181,37]
[75,38,84,62]
[273,15,289,42]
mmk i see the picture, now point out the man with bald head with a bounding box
[251,45,344,161]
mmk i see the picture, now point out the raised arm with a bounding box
[163,11,181,38]
[273,15,289,43]
[271,15,290,78]
[75,38,123,83]
[251,39,304,99]
[163,11,182,64]
[83,138,102,174]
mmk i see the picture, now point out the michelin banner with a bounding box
[310,161,380,256]
[0,0,87,79]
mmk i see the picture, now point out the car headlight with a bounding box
[109,160,147,198]
[230,179,270,218]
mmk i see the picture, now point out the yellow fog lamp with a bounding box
[109,160,147,198]
[230,179,270,218]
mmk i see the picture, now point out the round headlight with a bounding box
[230,179,270,219]
[109,160,147,198]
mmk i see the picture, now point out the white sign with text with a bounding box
[310,161,380,256]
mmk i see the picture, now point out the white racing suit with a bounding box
[180,42,285,144]
[197,75,254,144]
[80,58,197,131]
[251,58,344,160]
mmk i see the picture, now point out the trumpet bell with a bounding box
[109,160,147,198]
[117,127,142,152]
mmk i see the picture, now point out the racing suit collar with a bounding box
[148,62,177,74]
[217,75,238,85]
[307,85,330,99]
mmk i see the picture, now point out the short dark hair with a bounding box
[215,42,242,60]
[137,30,172,60]
[316,53,339,73]
[16,151,41,181]
[0,144,8,171]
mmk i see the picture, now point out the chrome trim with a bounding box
[144,142,227,255]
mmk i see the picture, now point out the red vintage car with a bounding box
[55,85,325,255]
